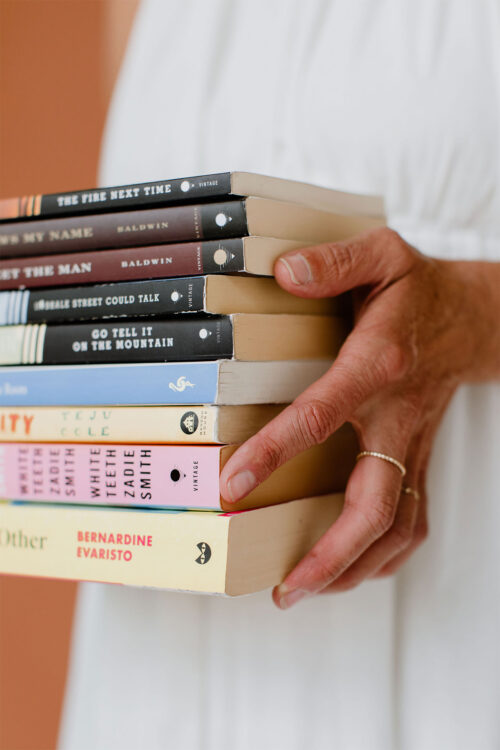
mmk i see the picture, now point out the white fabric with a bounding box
[59,2,500,749]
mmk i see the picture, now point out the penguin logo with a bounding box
[195,542,212,565]
[180,411,199,435]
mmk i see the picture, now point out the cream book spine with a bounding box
[0,495,343,595]
[0,405,284,444]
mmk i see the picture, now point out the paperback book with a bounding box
[0,431,357,511]
[0,238,305,291]
[0,494,344,595]
[0,314,346,365]
[0,360,333,406]
[0,171,384,221]
[0,404,285,444]
[0,198,383,259]
[0,275,338,325]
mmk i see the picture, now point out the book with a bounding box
[0,404,285,444]
[0,430,356,511]
[0,315,346,366]
[0,360,333,406]
[0,171,384,221]
[0,198,383,259]
[0,275,339,325]
[0,238,306,292]
[0,494,344,595]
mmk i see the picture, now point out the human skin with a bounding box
[218,228,500,609]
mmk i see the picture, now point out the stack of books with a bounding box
[0,172,384,595]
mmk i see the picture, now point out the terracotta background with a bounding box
[0,2,136,748]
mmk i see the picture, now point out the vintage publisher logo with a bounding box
[169,466,186,483]
[213,246,236,267]
[215,212,231,227]
[169,376,195,393]
[180,411,199,435]
[195,542,212,565]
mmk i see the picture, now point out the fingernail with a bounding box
[276,585,310,610]
[278,254,313,285]
[226,469,257,502]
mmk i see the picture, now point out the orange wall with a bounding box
[0,2,135,748]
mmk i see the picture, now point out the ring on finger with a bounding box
[356,450,406,477]
[402,486,420,501]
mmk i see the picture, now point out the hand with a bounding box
[219,227,500,608]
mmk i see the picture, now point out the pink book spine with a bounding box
[0,443,222,509]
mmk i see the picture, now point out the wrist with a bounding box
[445,259,500,382]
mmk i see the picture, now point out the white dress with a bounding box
[59,2,500,749]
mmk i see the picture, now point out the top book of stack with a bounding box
[0,171,384,221]
[0,173,385,263]
[0,172,385,267]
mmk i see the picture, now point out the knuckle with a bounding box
[379,226,401,247]
[390,523,413,551]
[377,339,412,383]
[257,434,285,476]
[350,491,397,538]
[366,506,394,537]
[379,227,412,260]
[294,399,335,446]
[375,226,418,276]
[311,241,356,281]
[307,546,340,585]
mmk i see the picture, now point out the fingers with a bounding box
[274,227,417,300]
[219,327,410,503]
[271,434,407,610]
[373,391,453,577]
[372,450,430,577]
[372,487,428,577]
[320,449,422,592]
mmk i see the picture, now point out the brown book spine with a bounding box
[0,239,245,291]
[0,201,248,259]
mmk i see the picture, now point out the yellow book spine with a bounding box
[0,503,229,593]
[0,406,217,443]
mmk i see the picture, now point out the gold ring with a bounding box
[402,486,420,501]
[356,450,406,477]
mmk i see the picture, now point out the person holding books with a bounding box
[59,2,500,749]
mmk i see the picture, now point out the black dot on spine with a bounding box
[170,469,181,482]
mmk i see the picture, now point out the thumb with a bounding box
[274,227,415,299]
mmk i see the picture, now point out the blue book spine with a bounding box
[0,362,220,406]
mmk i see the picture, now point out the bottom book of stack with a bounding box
[0,494,343,596]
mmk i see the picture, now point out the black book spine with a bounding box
[0,239,246,292]
[0,173,234,222]
[39,317,234,364]
[0,201,249,259]
[15,278,207,324]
